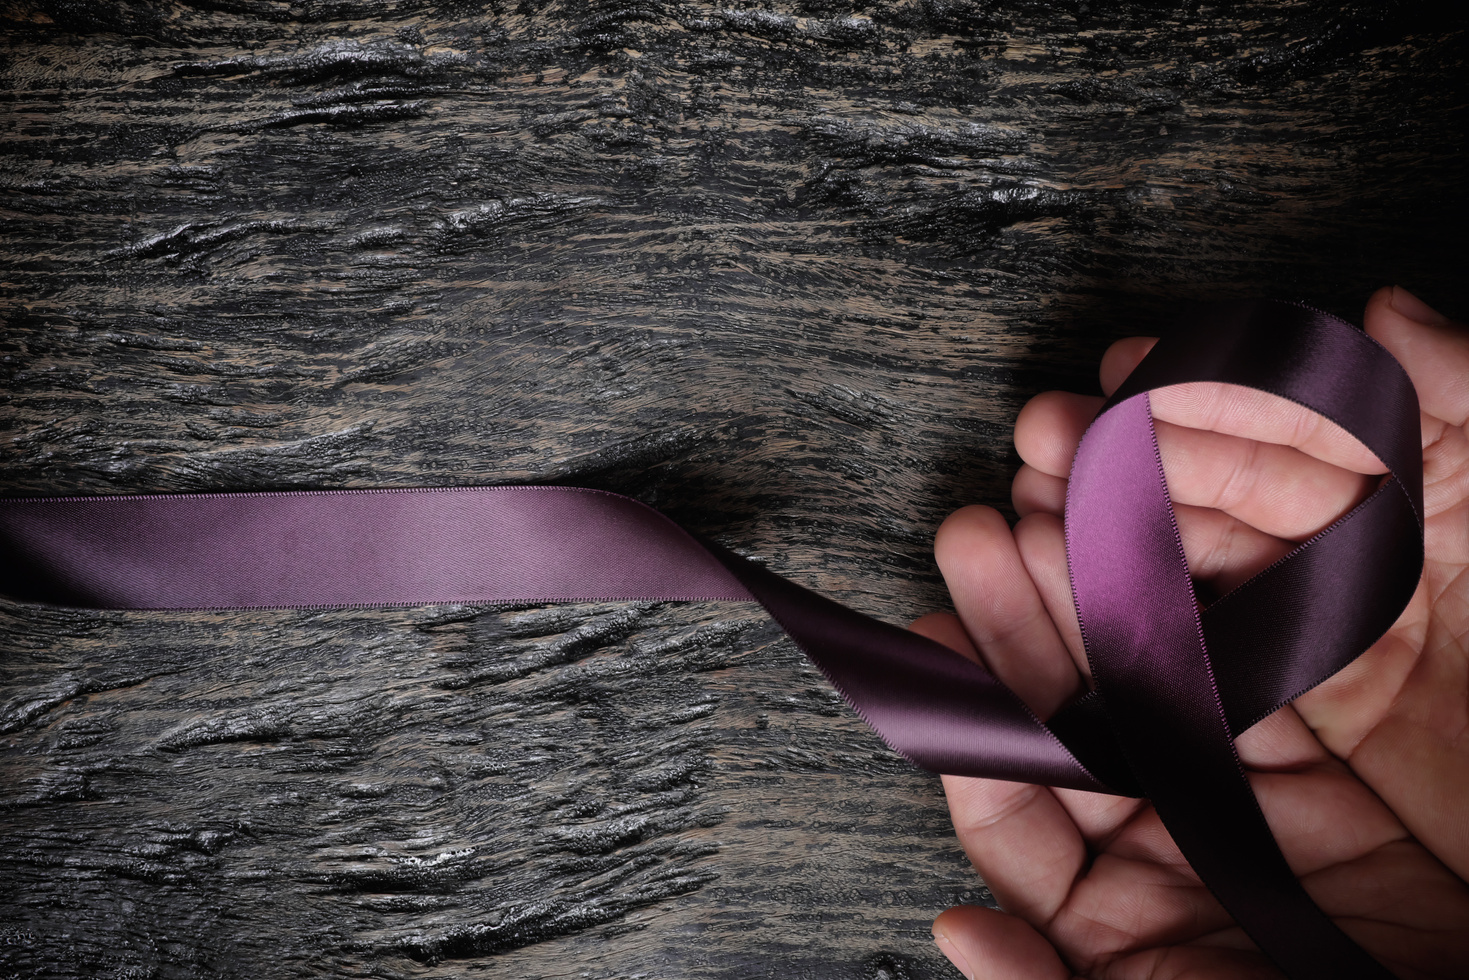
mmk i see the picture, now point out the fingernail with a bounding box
[1390,286,1450,327]
[932,927,974,979]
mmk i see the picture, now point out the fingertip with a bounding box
[1014,391,1105,478]
[932,906,1072,980]
[1099,336,1159,396]
[934,505,1011,571]
[933,505,1028,618]
[933,505,1019,617]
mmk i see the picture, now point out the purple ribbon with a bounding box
[0,301,1419,978]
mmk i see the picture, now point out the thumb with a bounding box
[932,905,1075,980]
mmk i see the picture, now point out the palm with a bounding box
[911,287,1469,979]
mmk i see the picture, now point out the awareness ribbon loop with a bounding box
[0,301,1421,978]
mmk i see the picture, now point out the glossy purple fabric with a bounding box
[0,301,1421,978]
[1059,302,1417,978]
[0,487,752,608]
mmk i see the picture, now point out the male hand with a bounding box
[911,286,1469,979]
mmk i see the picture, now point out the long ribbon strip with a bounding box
[0,301,1420,977]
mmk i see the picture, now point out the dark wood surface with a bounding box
[2,3,1466,978]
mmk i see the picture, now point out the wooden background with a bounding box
[2,2,1466,977]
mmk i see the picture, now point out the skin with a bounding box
[910,286,1469,980]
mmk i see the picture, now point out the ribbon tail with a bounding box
[702,539,1109,792]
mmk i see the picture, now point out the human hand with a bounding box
[910,286,1469,979]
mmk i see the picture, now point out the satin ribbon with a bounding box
[0,301,1419,978]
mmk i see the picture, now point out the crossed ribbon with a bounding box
[0,301,1420,978]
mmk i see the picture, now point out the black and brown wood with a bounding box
[1,3,1465,977]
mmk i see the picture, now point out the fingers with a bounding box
[990,485,1298,694]
[1078,759,1405,884]
[934,788,1396,980]
[932,906,1074,980]
[1046,760,1410,961]
[1100,335,1387,476]
[1231,703,1331,772]
[1011,513,1087,680]
[1022,292,1461,532]
[940,773,1088,927]
[909,610,982,664]
[1167,503,1293,592]
[942,512,1155,846]
[932,506,1083,719]
[1099,336,1157,395]
[1151,418,1378,541]
[1012,464,1066,517]
[919,508,1095,938]
[1016,391,1378,542]
[1149,383,1386,476]
[909,625,1096,954]
[1013,472,1295,593]
[1014,392,1102,480]
[1366,285,1469,428]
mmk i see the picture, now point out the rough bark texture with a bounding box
[1,2,1465,978]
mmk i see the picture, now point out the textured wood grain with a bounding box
[1,2,1466,978]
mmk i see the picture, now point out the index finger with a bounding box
[1100,337,1387,476]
